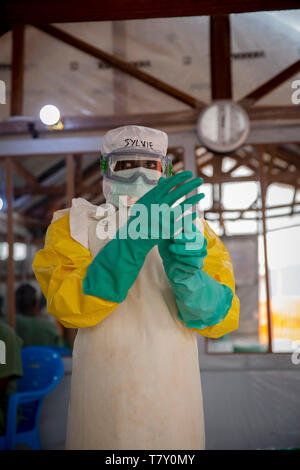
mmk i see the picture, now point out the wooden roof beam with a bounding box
[210,15,232,100]
[193,169,300,184]
[35,24,205,109]
[269,145,300,169]
[36,178,103,220]
[204,201,300,214]
[0,25,11,37]
[239,59,300,107]
[223,154,256,175]
[22,159,101,217]
[14,185,66,197]
[229,152,258,173]
[13,159,40,186]
[11,24,25,116]
[1,107,300,138]
[2,1,299,24]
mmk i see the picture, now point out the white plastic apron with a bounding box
[66,203,205,450]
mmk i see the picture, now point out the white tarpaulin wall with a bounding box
[0,10,300,120]
[201,367,300,449]
[37,352,300,450]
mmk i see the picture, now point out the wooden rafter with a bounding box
[13,159,39,186]
[66,154,75,207]
[205,201,300,215]
[75,154,83,189]
[204,207,300,221]
[11,24,25,116]
[197,168,209,180]
[210,15,232,100]
[197,159,300,184]
[22,158,102,218]
[113,21,128,114]
[39,178,103,220]
[9,140,300,221]
[80,179,102,200]
[1,106,300,138]
[14,185,66,197]
[0,211,49,230]
[223,154,255,175]
[258,147,293,173]
[228,151,258,174]
[272,145,300,169]
[35,24,205,109]
[197,152,214,170]
[2,0,299,24]
[21,146,183,219]
[247,105,300,122]
[239,59,300,107]
[0,25,11,37]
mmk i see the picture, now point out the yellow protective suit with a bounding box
[33,198,239,449]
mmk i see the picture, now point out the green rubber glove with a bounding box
[159,225,234,330]
[83,171,204,303]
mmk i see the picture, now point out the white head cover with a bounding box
[101,125,168,157]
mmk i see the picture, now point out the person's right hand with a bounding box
[125,171,204,243]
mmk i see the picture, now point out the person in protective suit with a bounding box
[32,125,239,450]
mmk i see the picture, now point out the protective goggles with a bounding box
[100,150,172,184]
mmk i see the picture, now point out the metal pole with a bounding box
[258,146,273,352]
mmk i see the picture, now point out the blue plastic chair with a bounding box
[47,346,72,356]
[2,346,64,450]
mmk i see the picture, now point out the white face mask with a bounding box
[103,176,154,208]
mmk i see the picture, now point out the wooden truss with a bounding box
[1,6,300,349]
[1,0,299,24]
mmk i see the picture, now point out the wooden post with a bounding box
[210,15,232,100]
[65,154,77,349]
[6,157,15,329]
[75,154,83,193]
[113,21,128,114]
[258,146,273,352]
[11,24,25,116]
[66,154,75,207]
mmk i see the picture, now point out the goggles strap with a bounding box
[100,157,108,172]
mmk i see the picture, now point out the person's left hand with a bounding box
[158,226,208,281]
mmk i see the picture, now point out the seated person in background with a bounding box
[15,284,64,347]
[0,297,23,435]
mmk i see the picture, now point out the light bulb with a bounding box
[39,105,60,126]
